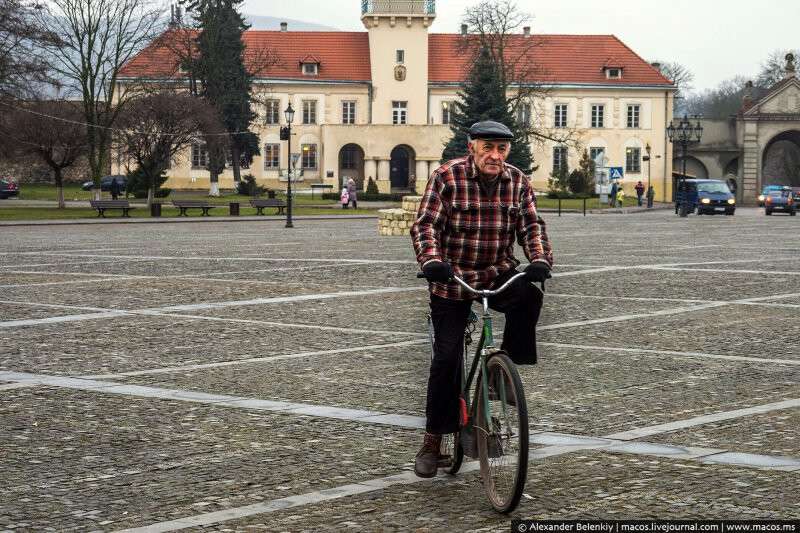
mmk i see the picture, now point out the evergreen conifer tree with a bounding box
[442,47,533,174]
[190,0,259,191]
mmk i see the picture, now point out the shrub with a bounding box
[236,174,265,196]
[366,176,379,195]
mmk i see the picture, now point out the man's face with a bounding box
[469,139,511,177]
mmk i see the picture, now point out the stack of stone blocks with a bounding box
[378,196,422,236]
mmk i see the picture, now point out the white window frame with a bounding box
[627,104,641,129]
[554,104,568,128]
[396,49,405,63]
[301,143,317,169]
[589,147,606,166]
[553,146,568,174]
[441,101,453,125]
[303,100,317,124]
[517,102,531,128]
[591,104,604,128]
[606,68,622,79]
[265,99,280,125]
[263,143,280,169]
[626,147,641,173]
[341,100,356,124]
[191,143,208,169]
[302,63,318,76]
[392,101,407,125]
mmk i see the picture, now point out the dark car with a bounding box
[81,174,127,192]
[0,176,19,199]
[791,187,800,205]
[677,179,736,215]
[758,185,785,207]
[764,188,795,215]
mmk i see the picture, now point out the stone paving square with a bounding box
[1,211,799,530]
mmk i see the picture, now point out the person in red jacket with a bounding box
[635,180,645,206]
[409,121,553,478]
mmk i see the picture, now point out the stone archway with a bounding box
[338,143,365,189]
[671,155,709,179]
[761,130,800,187]
[390,144,416,190]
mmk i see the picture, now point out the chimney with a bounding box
[460,24,467,35]
[280,21,288,32]
[523,26,530,37]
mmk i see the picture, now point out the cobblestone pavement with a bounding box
[1,208,799,531]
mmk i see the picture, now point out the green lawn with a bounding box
[536,196,641,209]
[19,184,94,201]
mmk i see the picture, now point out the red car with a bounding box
[0,176,19,199]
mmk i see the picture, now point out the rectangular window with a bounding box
[303,100,317,124]
[265,99,280,124]
[627,104,640,128]
[301,143,317,169]
[191,143,208,169]
[553,146,568,174]
[342,101,356,124]
[441,101,453,125]
[341,149,357,170]
[626,147,641,173]
[225,149,249,169]
[554,104,567,128]
[302,63,318,75]
[396,49,405,63]
[591,104,604,128]
[589,147,605,167]
[263,143,280,169]
[517,103,531,128]
[392,101,407,125]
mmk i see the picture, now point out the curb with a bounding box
[0,214,379,227]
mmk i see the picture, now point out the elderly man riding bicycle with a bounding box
[410,120,554,478]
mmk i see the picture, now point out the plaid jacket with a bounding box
[411,156,553,300]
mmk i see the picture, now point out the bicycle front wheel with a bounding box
[475,351,529,513]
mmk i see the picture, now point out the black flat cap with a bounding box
[468,120,514,140]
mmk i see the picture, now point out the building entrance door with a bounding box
[390,146,410,189]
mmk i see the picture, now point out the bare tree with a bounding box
[460,0,581,148]
[651,60,694,113]
[115,92,222,206]
[0,99,87,207]
[0,0,59,99]
[757,49,800,88]
[33,0,165,199]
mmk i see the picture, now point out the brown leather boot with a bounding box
[414,433,442,478]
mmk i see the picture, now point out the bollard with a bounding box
[558,197,561,217]
[583,197,586,216]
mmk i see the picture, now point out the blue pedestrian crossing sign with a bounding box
[609,167,624,180]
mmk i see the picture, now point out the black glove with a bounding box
[422,260,453,283]
[523,262,552,283]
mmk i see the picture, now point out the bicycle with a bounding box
[418,271,544,513]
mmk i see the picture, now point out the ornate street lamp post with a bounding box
[666,115,703,217]
[283,103,295,228]
[643,142,652,208]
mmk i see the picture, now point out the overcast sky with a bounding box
[241,0,799,92]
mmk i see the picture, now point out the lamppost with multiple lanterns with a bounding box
[666,115,704,217]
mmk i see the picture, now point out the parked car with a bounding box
[764,188,795,216]
[758,185,786,207]
[676,179,736,215]
[81,174,127,192]
[0,176,19,199]
[791,187,800,205]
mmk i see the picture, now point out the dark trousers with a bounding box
[425,269,544,434]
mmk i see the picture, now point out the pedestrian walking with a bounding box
[646,185,655,208]
[616,184,625,208]
[110,177,121,200]
[340,186,349,209]
[635,180,645,206]
[346,177,358,209]
[609,181,618,207]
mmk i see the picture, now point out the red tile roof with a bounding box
[428,34,672,86]
[120,30,673,87]
[119,30,372,82]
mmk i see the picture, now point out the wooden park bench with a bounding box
[90,200,136,218]
[250,198,287,215]
[172,200,217,216]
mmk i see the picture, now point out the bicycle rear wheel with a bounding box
[475,351,529,513]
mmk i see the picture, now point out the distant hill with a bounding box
[244,15,338,31]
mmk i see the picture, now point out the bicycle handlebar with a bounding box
[416,271,545,296]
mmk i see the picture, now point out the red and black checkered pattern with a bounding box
[411,156,553,301]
